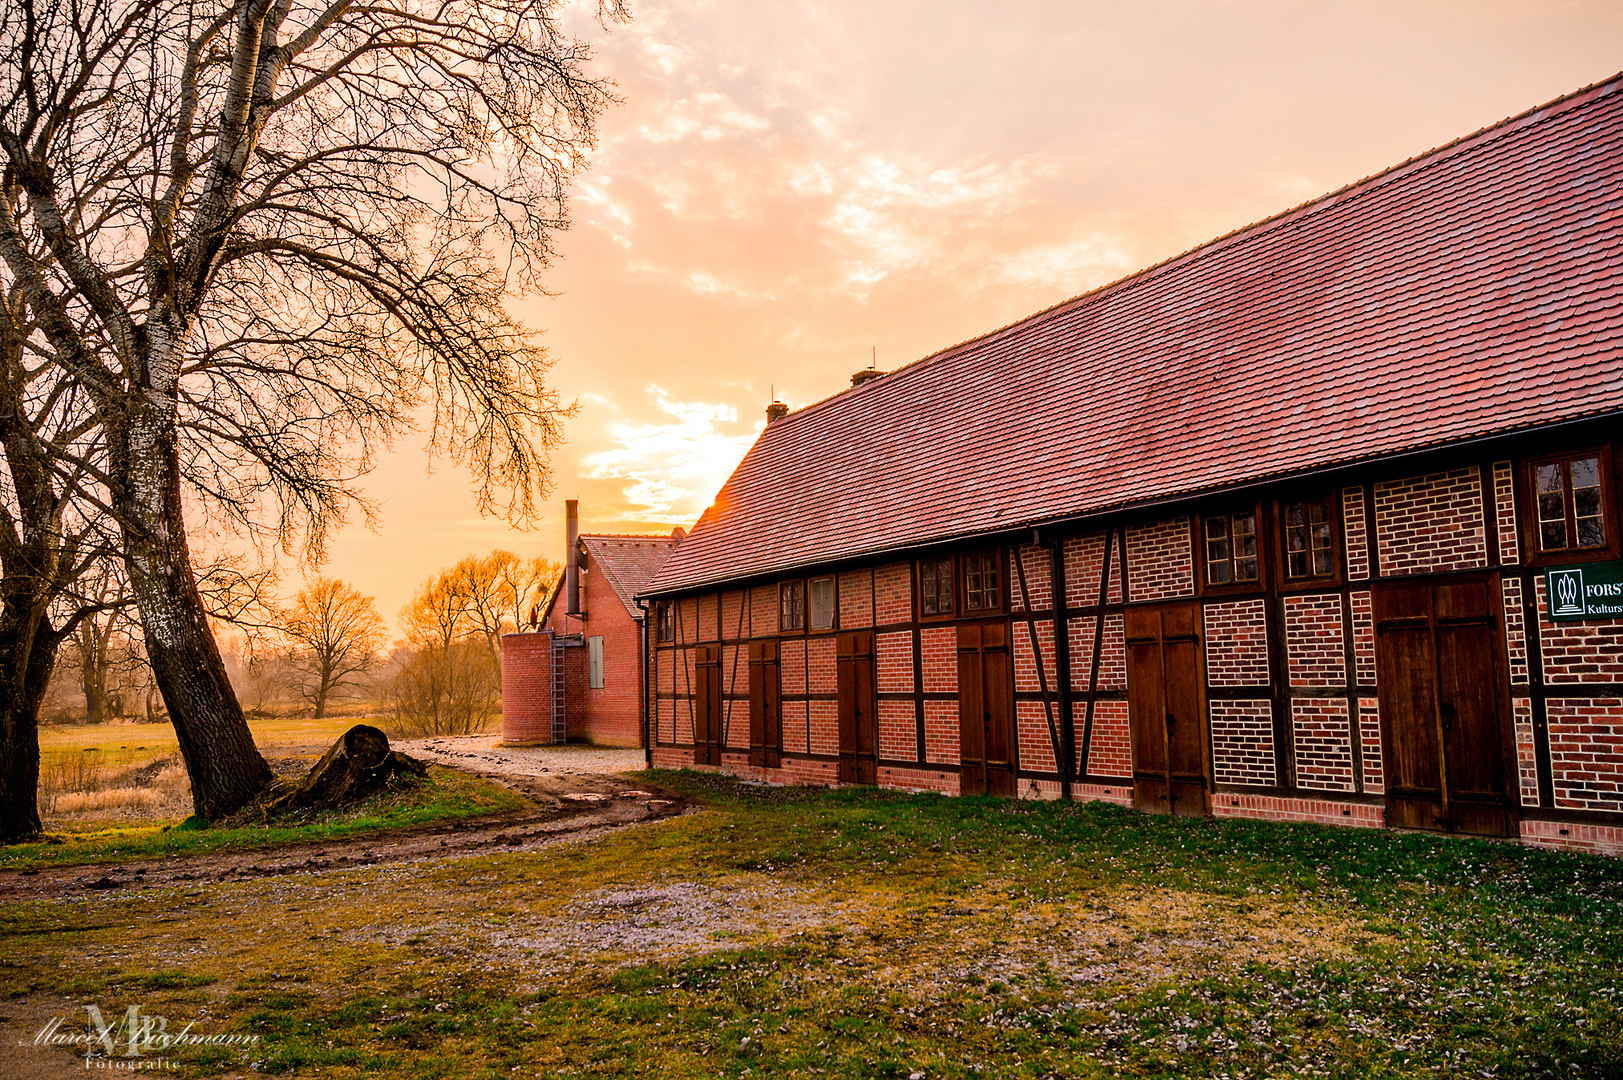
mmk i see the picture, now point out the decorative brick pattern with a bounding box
[1513,697,1537,808]
[1503,577,1529,685]
[499,632,555,744]
[1073,782,1134,807]
[838,569,873,629]
[1087,700,1132,778]
[779,638,807,696]
[1374,468,1488,576]
[808,699,839,757]
[921,626,957,693]
[1342,486,1369,580]
[1350,590,1375,686]
[1285,594,1347,687]
[1292,698,1355,792]
[1493,461,1520,565]
[1209,699,1275,785]
[1520,818,1623,858]
[807,636,838,693]
[1213,794,1383,828]
[1011,544,1052,612]
[1014,619,1055,693]
[1204,600,1270,686]
[697,593,720,642]
[877,631,915,693]
[1068,619,1096,692]
[879,699,917,761]
[1064,533,1109,608]
[1547,698,1623,812]
[1359,697,1383,794]
[924,700,959,764]
[874,562,912,624]
[1096,614,1126,691]
[1126,517,1194,602]
[721,589,748,639]
[781,700,808,754]
[1017,700,1057,772]
[1537,581,1623,683]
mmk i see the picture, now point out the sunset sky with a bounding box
[296,0,1623,632]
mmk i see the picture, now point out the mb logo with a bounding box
[1551,569,1585,616]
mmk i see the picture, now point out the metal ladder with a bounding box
[550,632,567,744]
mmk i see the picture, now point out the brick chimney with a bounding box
[850,368,886,388]
[766,401,789,423]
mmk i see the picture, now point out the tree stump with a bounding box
[270,725,427,815]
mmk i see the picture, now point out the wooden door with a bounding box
[748,640,781,769]
[1374,576,1512,837]
[694,644,722,766]
[836,631,878,784]
[957,621,1017,796]
[1125,602,1208,816]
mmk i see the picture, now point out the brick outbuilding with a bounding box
[639,76,1623,856]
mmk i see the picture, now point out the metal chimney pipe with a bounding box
[565,499,580,616]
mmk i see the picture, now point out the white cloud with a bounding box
[580,386,761,521]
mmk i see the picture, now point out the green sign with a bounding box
[1545,560,1623,621]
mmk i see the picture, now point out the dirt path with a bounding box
[0,738,687,902]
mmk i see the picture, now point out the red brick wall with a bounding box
[1520,819,1623,857]
[1087,700,1132,778]
[1214,794,1383,828]
[1546,697,1623,813]
[1064,533,1108,608]
[721,589,748,639]
[1536,578,1623,683]
[1204,600,1269,686]
[696,593,719,642]
[780,638,807,695]
[1285,594,1346,687]
[1010,544,1052,611]
[1017,700,1056,772]
[1096,614,1126,690]
[781,700,808,754]
[1068,619,1095,692]
[808,699,839,756]
[499,632,554,744]
[924,699,959,764]
[874,562,912,624]
[920,626,956,693]
[750,586,776,636]
[1126,518,1194,602]
[1350,590,1376,687]
[839,569,873,629]
[879,700,916,760]
[1209,699,1275,785]
[1374,468,1488,576]
[1493,461,1520,565]
[877,631,914,693]
[1513,697,1538,807]
[1342,486,1369,580]
[1503,577,1530,685]
[1358,697,1383,793]
[543,547,649,747]
[1014,618,1055,693]
[807,636,837,693]
[1292,698,1355,792]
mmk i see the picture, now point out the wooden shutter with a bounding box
[749,640,781,769]
[837,631,877,784]
[1125,602,1207,817]
[958,621,1016,797]
[695,644,722,766]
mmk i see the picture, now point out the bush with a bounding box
[383,640,499,737]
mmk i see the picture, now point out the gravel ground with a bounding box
[394,736,647,783]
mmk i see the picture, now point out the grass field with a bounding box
[37,714,416,758]
[3,772,1619,1079]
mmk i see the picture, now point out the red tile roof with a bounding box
[545,534,681,622]
[647,75,1623,597]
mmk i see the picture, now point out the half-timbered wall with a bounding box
[649,443,1623,856]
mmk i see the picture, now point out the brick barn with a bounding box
[637,76,1623,856]
[501,501,682,747]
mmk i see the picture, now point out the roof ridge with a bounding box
[768,71,1623,428]
[580,532,681,542]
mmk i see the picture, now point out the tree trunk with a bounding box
[111,338,272,821]
[0,607,56,841]
[77,621,107,724]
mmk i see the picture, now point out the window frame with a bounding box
[1273,493,1342,590]
[1197,504,1267,595]
[1520,445,1620,566]
[961,547,1005,615]
[655,602,674,643]
[778,579,806,633]
[587,634,605,689]
[917,553,957,620]
[808,575,837,631]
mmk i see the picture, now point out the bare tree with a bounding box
[453,551,562,659]
[279,577,384,718]
[0,0,620,818]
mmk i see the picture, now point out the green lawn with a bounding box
[2,773,1619,1079]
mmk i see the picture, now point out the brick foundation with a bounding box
[1212,794,1384,828]
[1520,818,1623,857]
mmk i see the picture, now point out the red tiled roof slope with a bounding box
[583,535,680,620]
[647,76,1623,597]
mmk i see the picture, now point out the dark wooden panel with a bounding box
[695,644,722,766]
[749,640,781,769]
[957,621,1017,797]
[837,631,877,784]
[1164,633,1207,817]
[1126,602,1208,817]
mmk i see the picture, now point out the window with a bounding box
[656,603,673,642]
[1532,454,1608,553]
[919,555,954,616]
[963,550,1002,613]
[1204,510,1259,585]
[587,635,604,689]
[1283,498,1335,579]
[779,580,805,631]
[809,576,836,630]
